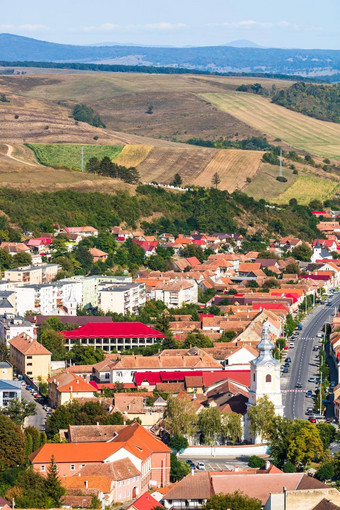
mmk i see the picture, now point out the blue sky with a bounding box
[1,0,339,49]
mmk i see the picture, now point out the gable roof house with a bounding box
[48,371,97,407]
[9,333,51,381]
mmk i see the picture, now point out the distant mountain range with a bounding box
[0,33,339,77]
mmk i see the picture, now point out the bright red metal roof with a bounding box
[134,370,250,387]
[61,322,165,339]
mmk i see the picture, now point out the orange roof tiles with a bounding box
[9,334,51,356]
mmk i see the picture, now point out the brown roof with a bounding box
[164,472,211,501]
[9,333,51,356]
[185,376,203,388]
[114,393,150,414]
[62,475,112,493]
[218,394,248,415]
[68,424,126,443]
[156,382,186,393]
[312,499,340,510]
[78,457,140,481]
[62,496,93,508]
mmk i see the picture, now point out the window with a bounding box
[41,465,45,472]
[118,481,121,487]
[253,373,255,382]
[123,492,125,498]
[266,374,272,383]
[127,479,130,485]
[123,480,125,486]
[105,372,110,380]
[81,464,85,468]
[70,464,75,471]
[27,363,32,366]
[27,356,32,360]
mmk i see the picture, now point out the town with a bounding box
[0,208,340,510]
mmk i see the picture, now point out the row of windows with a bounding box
[117,476,138,487]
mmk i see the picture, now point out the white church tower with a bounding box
[245,322,284,442]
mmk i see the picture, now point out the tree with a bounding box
[44,456,66,507]
[70,344,105,365]
[262,278,280,289]
[8,468,53,508]
[287,421,323,468]
[291,242,313,262]
[164,395,198,438]
[198,408,221,445]
[268,416,295,467]
[211,172,221,189]
[202,491,262,510]
[0,343,9,362]
[170,453,190,482]
[171,173,182,187]
[316,422,336,449]
[40,329,66,361]
[248,455,265,468]
[183,331,213,349]
[282,461,296,473]
[285,262,299,274]
[221,413,242,444]
[316,463,334,481]
[0,415,25,470]
[1,398,36,426]
[247,395,275,442]
[169,434,189,452]
[12,252,32,267]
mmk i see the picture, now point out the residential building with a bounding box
[63,226,99,238]
[9,333,51,381]
[127,492,163,510]
[99,282,146,315]
[0,313,36,347]
[48,371,97,407]
[152,280,198,307]
[4,263,60,285]
[29,422,171,492]
[0,361,13,380]
[89,248,108,262]
[62,322,165,354]
[0,379,21,407]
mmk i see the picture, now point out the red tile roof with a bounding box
[128,492,163,510]
[61,322,165,339]
[9,334,51,356]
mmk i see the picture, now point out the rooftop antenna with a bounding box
[81,146,84,172]
[279,148,283,178]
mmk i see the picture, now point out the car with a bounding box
[306,390,313,398]
[308,416,317,423]
[26,385,32,391]
[282,368,289,373]
[186,460,195,468]
[296,382,302,388]
[308,377,316,383]
[322,399,332,404]
[283,345,289,350]
[326,417,333,423]
[289,344,295,349]
[286,357,291,363]
[330,382,336,388]
[306,408,314,415]
[197,462,205,470]
[317,332,323,338]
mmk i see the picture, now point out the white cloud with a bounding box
[75,22,187,33]
[0,23,51,32]
[216,20,320,31]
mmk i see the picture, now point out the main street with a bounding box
[22,385,47,431]
[283,293,340,420]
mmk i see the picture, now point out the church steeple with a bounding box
[253,322,280,367]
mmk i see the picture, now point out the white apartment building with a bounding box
[4,264,61,285]
[0,313,36,347]
[98,282,146,315]
[152,280,198,308]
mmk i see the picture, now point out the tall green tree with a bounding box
[164,395,198,438]
[1,398,36,426]
[287,421,323,468]
[203,491,262,510]
[198,408,221,445]
[44,456,66,507]
[0,415,26,470]
[247,395,275,442]
[221,412,242,445]
[170,453,190,482]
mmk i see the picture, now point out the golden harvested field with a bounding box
[274,175,339,205]
[193,149,263,191]
[114,144,153,167]
[136,146,216,184]
[200,92,340,159]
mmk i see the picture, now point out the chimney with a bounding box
[265,460,270,470]
[76,379,79,384]
[234,465,239,472]
[191,468,194,476]
[85,480,88,488]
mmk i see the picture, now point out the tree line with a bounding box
[72,104,106,128]
[86,156,140,184]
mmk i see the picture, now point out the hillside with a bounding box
[0,33,339,77]
[272,82,340,123]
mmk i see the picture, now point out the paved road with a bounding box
[283,293,340,420]
[22,386,47,431]
[179,455,251,471]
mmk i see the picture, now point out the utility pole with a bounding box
[279,148,283,178]
[81,146,84,172]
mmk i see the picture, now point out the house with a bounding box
[0,379,21,407]
[0,361,13,380]
[4,263,60,285]
[29,422,171,493]
[0,313,36,347]
[89,248,108,263]
[127,492,163,510]
[98,283,146,315]
[64,226,99,238]
[48,371,97,407]
[162,469,338,510]
[152,280,198,307]
[62,322,165,354]
[9,333,51,381]
[0,242,31,256]
[26,237,53,254]
[93,348,222,385]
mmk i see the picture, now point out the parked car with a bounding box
[289,343,295,349]
[186,460,195,468]
[26,385,32,391]
[306,407,314,415]
[330,382,336,388]
[197,462,205,470]
[317,332,323,338]
[308,416,317,423]
[282,368,289,373]
[308,377,316,383]
[286,357,291,363]
[306,390,313,398]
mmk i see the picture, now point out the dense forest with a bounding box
[0,186,320,241]
[272,82,340,123]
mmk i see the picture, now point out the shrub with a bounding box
[248,455,265,468]
[283,461,296,473]
[276,176,287,182]
[14,114,19,119]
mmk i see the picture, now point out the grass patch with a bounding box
[245,164,297,200]
[199,92,340,159]
[274,175,339,205]
[26,143,123,170]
